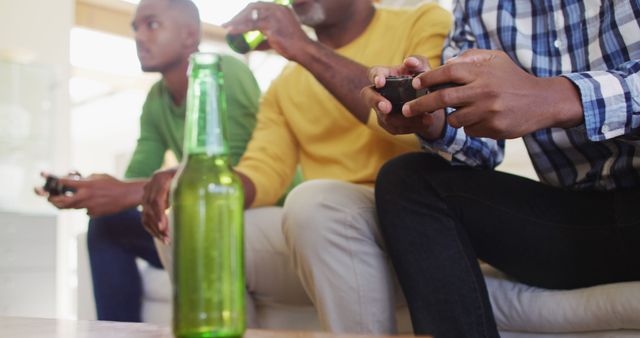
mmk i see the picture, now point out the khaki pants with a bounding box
[156,179,405,334]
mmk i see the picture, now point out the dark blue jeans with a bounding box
[87,208,163,322]
[376,153,640,338]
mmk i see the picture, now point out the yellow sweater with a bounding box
[236,4,452,207]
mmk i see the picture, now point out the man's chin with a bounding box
[296,5,325,27]
[140,64,161,72]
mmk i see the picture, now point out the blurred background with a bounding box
[0,0,534,321]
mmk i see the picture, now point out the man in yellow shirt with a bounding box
[142,0,451,334]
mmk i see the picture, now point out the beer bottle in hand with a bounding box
[226,0,293,54]
[172,53,245,338]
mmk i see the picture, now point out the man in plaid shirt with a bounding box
[362,1,640,337]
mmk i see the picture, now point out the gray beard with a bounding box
[296,2,326,27]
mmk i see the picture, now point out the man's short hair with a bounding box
[168,0,201,44]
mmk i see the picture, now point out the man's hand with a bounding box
[34,172,143,217]
[406,49,584,139]
[361,56,447,140]
[223,3,311,60]
[141,168,178,244]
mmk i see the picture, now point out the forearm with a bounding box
[295,40,373,123]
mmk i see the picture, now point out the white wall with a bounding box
[0,0,72,174]
[0,0,76,319]
[0,0,73,62]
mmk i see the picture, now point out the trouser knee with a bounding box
[88,208,141,250]
[282,179,376,256]
[377,153,450,198]
[375,153,454,238]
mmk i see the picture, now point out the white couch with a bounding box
[78,232,640,337]
[142,264,640,337]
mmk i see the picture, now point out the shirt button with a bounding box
[555,12,563,24]
[554,39,562,49]
[602,125,610,133]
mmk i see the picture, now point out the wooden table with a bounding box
[1,317,424,338]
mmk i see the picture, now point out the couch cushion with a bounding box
[140,263,171,302]
[482,265,640,332]
[141,298,171,325]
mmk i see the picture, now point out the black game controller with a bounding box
[42,173,79,196]
[373,75,417,114]
[373,75,459,114]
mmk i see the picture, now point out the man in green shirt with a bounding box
[36,0,260,322]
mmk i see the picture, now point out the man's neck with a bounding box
[314,4,375,49]
[161,57,190,107]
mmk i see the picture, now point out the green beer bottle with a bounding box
[226,0,293,54]
[171,53,245,338]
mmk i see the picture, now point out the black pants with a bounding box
[375,153,640,338]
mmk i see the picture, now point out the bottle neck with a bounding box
[183,55,229,158]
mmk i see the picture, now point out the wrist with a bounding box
[539,77,584,129]
[293,38,324,66]
[417,109,447,141]
[122,180,147,207]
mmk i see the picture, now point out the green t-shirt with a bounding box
[125,54,260,179]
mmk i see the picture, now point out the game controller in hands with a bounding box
[373,75,459,114]
[42,172,81,196]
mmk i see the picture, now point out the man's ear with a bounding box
[181,25,199,49]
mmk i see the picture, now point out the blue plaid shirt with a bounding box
[423,0,640,191]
